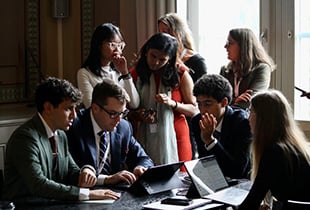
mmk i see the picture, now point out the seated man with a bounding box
[192,74,252,179]
[66,78,154,186]
[3,77,120,201]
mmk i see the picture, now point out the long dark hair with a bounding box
[82,23,124,77]
[135,32,179,88]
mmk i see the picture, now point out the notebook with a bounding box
[122,161,184,195]
[184,156,250,207]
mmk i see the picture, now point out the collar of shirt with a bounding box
[90,110,111,162]
[38,112,57,138]
[215,117,223,133]
[101,66,121,81]
[101,65,112,73]
[90,109,102,136]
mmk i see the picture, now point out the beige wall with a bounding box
[39,0,140,86]
[0,0,175,92]
[0,0,176,105]
[120,1,139,67]
[40,0,82,85]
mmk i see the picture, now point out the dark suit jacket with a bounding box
[66,108,154,175]
[3,114,80,201]
[191,106,252,179]
[220,63,271,109]
[239,143,310,209]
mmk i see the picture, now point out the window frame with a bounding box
[177,0,310,135]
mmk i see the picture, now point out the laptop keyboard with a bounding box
[233,180,252,191]
[142,193,171,205]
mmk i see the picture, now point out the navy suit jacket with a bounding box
[66,108,154,175]
[191,106,252,179]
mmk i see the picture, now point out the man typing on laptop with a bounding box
[66,78,154,186]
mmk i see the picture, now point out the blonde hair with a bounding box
[250,89,310,180]
[158,13,195,53]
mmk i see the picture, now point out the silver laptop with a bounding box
[184,156,251,207]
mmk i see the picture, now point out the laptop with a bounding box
[184,156,251,207]
[116,161,184,195]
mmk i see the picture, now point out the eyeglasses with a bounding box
[107,41,126,51]
[96,103,129,119]
[225,40,236,46]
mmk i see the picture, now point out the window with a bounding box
[177,0,259,74]
[294,0,310,121]
[178,0,310,128]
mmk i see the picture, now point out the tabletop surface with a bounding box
[2,172,235,210]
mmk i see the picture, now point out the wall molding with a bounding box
[25,0,41,101]
[81,0,94,63]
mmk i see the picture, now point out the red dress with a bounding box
[170,71,192,163]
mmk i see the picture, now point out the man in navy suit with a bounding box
[191,74,252,179]
[66,78,153,186]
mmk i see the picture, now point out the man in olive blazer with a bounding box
[3,77,120,202]
[4,114,81,201]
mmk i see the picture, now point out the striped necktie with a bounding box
[98,131,111,174]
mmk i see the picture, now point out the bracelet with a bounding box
[118,73,132,81]
[172,100,178,110]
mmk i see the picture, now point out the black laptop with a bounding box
[115,161,184,195]
[184,156,250,207]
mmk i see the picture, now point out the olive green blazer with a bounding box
[220,63,272,109]
[3,114,80,201]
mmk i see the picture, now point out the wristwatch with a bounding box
[118,73,132,81]
[204,137,218,151]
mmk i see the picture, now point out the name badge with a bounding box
[149,123,158,133]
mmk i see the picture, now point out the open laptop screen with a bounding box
[128,161,184,195]
[185,156,250,207]
[184,156,229,196]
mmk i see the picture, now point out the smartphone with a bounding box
[161,197,193,206]
[295,86,306,93]
[143,108,156,117]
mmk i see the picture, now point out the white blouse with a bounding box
[77,67,140,109]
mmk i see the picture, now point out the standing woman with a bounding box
[130,33,198,165]
[239,90,310,209]
[158,13,207,83]
[77,23,139,109]
[220,28,276,110]
[158,13,207,159]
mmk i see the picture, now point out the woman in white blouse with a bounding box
[77,23,139,109]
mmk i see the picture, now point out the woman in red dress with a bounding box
[130,33,198,167]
